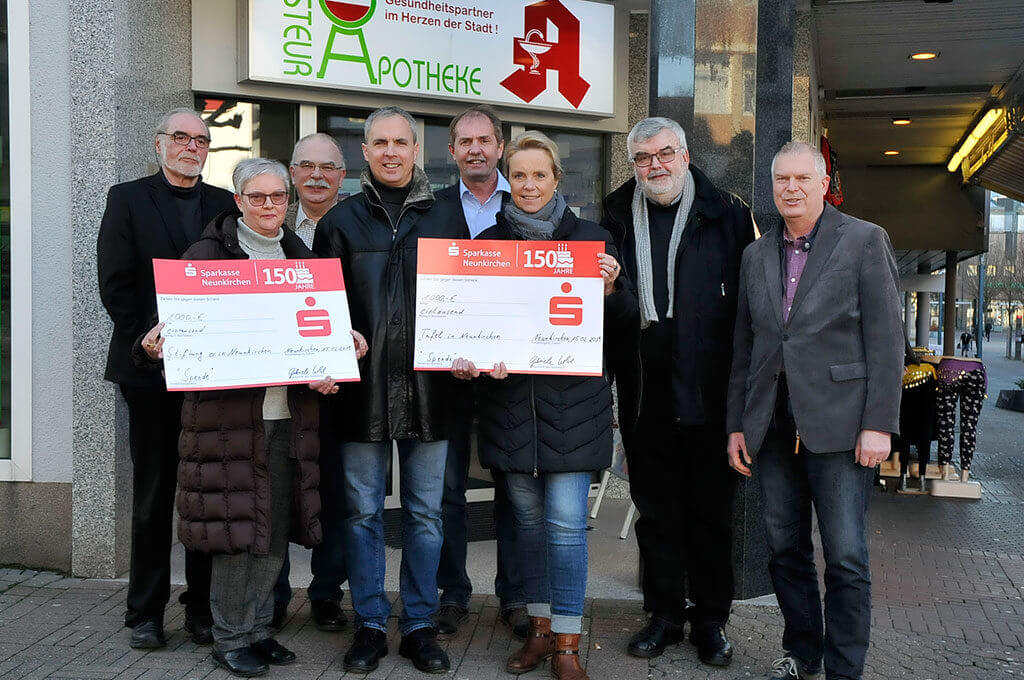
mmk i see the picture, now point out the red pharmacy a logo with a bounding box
[501,0,591,108]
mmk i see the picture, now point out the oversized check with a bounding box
[153,258,360,391]
[414,238,605,376]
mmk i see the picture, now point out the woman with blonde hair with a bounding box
[452,131,637,679]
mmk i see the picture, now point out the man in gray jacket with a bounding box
[726,141,903,680]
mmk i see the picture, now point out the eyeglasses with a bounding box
[158,132,211,149]
[631,146,684,167]
[241,191,289,206]
[291,161,344,173]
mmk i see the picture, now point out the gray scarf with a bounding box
[503,193,567,240]
[631,169,696,328]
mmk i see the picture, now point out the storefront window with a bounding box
[534,128,604,222]
[317,108,372,200]
[1,0,11,458]
[423,118,459,191]
[195,97,297,193]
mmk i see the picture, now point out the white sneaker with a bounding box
[767,655,820,679]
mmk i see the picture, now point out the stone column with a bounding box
[70,0,193,577]
[943,252,959,356]
[905,292,915,340]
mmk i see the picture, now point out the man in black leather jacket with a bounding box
[601,117,757,666]
[313,106,467,675]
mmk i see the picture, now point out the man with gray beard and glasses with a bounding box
[97,107,235,650]
[270,132,351,632]
[602,117,756,667]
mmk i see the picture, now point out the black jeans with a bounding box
[622,408,737,628]
[274,403,348,605]
[755,408,874,679]
[437,389,524,610]
[120,385,211,626]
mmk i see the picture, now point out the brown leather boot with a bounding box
[551,633,588,680]
[506,616,553,674]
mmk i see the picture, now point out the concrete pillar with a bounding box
[904,292,914,341]
[943,251,958,356]
[916,292,930,347]
[70,0,193,577]
[647,0,798,599]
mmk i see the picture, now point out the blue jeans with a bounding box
[437,403,524,610]
[342,439,447,635]
[755,425,874,680]
[504,471,590,635]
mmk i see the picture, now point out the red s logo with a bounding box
[549,282,583,326]
[296,296,332,337]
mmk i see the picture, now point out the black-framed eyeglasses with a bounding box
[631,146,684,167]
[241,191,289,206]
[159,131,211,149]
[291,161,344,173]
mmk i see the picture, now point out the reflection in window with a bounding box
[195,97,297,193]
[317,109,371,200]
[692,0,757,204]
[1,0,10,458]
[533,129,603,223]
[423,119,459,192]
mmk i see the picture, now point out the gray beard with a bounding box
[637,175,684,205]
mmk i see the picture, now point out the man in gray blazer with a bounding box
[726,141,903,680]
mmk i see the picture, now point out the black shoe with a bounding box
[500,606,530,639]
[398,627,451,674]
[250,637,297,665]
[434,604,468,637]
[212,648,270,677]
[689,624,733,667]
[184,610,214,645]
[129,619,166,649]
[270,600,288,631]
[310,598,348,632]
[627,616,685,658]
[343,626,389,673]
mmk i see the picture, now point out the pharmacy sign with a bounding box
[242,0,615,116]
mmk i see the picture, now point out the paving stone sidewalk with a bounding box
[2,340,1022,679]
[0,570,1021,679]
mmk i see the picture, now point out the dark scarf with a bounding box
[503,192,567,240]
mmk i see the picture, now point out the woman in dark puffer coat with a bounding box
[138,158,366,677]
[451,131,637,680]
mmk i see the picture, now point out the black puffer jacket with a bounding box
[313,167,469,442]
[173,211,324,554]
[602,166,756,431]
[474,207,638,475]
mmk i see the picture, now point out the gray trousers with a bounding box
[210,419,293,652]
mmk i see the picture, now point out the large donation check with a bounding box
[153,258,360,391]
[414,238,605,376]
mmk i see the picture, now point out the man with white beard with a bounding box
[601,117,756,667]
[97,107,235,649]
[271,132,350,631]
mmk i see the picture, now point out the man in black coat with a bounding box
[96,107,235,650]
[313,106,467,675]
[602,117,757,666]
[431,106,528,640]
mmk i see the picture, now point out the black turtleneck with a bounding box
[159,170,203,244]
[639,198,679,400]
[371,175,412,228]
